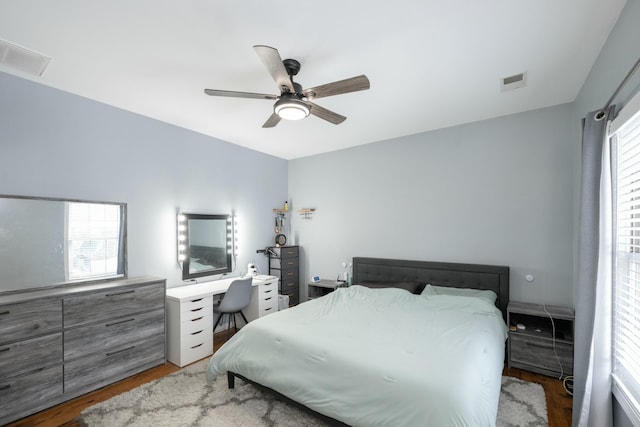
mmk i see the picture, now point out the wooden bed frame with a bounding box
[227,257,510,425]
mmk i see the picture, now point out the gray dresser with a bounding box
[268,246,300,306]
[0,276,166,425]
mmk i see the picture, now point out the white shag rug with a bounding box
[79,360,548,426]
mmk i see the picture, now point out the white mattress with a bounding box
[207,285,508,427]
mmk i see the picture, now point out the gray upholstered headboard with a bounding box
[352,257,510,321]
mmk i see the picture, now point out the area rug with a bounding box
[79,360,548,426]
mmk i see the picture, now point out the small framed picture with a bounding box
[312,276,320,283]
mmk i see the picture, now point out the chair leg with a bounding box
[213,313,223,332]
[240,310,249,326]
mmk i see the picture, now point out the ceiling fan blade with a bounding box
[308,102,346,125]
[204,89,278,100]
[302,75,370,100]
[253,45,295,94]
[262,113,281,128]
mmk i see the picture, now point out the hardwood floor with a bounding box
[7,333,573,427]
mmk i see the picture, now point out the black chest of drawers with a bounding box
[268,246,300,306]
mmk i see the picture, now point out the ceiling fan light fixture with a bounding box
[274,97,310,120]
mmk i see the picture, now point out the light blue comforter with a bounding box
[207,285,508,427]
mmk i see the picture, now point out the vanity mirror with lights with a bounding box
[177,213,236,280]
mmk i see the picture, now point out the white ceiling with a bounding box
[0,1,627,159]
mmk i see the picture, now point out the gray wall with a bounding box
[0,71,288,289]
[289,103,575,306]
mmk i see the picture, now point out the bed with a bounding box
[206,257,509,426]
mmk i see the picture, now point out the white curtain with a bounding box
[574,108,615,427]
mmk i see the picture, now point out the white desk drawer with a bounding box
[181,314,212,335]
[181,325,212,349]
[260,304,277,317]
[259,281,277,297]
[180,340,213,366]
[180,296,212,315]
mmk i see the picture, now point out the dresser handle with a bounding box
[191,316,203,322]
[106,346,135,357]
[105,290,135,297]
[264,289,274,294]
[191,343,203,349]
[0,347,10,353]
[265,307,273,311]
[265,297,273,301]
[106,318,135,327]
[190,307,203,312]
[190,298,203,303]
[0,384,10,391]
[0,311,9,316]
[191,330,204,335]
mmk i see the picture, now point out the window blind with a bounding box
[612,93,640,422]
[67,202,121,280]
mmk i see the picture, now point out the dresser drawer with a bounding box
[64,282,165,327]
[280,277,299,295]
[64,308,165,360]
[0,298,61,343]
[270,246,298,258]
[64,333,165,393]
[271,268,298,281]
[0,365,63,422]
[269,257,298,269]
[0,333,62,380]
[509,334,573,374]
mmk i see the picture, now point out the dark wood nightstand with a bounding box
[507,301,574,378]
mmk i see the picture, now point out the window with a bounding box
[66,202,122,281]
[612,92,640,422]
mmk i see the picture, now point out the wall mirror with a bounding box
[178,213,232,280]
[0,195,127,293]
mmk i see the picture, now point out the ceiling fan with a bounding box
[204,45,370,128]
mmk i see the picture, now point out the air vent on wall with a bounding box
[501,72,527,92]
[0,40,51,76]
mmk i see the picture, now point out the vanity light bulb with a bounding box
[178,214,186,222]
[178,244,186,251]
[178,225,186,232]
[178,235,186,241]
[178,254,186,261]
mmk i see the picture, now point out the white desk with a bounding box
[166,275,278,367]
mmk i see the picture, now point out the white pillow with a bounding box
[421,284,498,304]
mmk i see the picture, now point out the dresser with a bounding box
[268,246,300,306]
[0,276,166,425]
[166,275,278,367]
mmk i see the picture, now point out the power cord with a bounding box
[542,304,565,380]
[563,375,574,396]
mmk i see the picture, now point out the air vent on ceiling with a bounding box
[0,40,51,76]
[501,72,527,92]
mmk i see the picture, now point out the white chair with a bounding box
[213,277,252,336]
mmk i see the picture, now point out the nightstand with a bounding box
[307,279,341,301]
[507,301,574,377]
